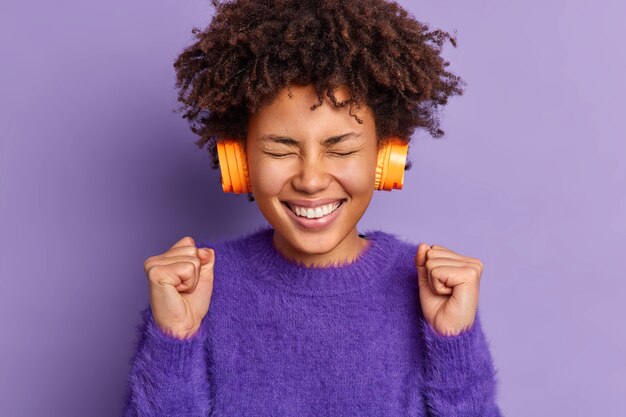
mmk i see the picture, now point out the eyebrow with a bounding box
[259,132,362,147]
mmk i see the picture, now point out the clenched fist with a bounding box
[415,243,483,337]
[143,236,215,340]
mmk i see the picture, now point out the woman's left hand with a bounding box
[415,243,483,336]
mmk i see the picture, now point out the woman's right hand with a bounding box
[143,236,215,340]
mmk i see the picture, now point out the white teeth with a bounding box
[289,201,342,219]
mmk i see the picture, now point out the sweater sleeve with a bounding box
[121,305,213,417]
[419,308,503,417]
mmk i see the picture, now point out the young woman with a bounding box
[122,1,502,415]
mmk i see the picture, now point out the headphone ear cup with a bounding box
[374,138,408,191]
[216,139,251,194]
[217,138,405,193]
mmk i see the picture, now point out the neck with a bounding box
[272,227,370,268]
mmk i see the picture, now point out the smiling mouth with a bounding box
[282,200,346,219]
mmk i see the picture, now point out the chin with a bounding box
[273,221,350,259]
[258,197,362,263]
[286,230,341,255]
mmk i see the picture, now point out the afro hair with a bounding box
[172,0,466,200]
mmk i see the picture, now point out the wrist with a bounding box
[154,321,202,341]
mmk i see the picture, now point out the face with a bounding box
[246,83,379,267]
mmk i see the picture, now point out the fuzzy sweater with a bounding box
[121,225,503,416]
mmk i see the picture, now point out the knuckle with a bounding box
[175,247,196,257]
[191,256,201,269]
[470,257,483,268]
[183,261,196,275]
[464,265,480,279]
[144,255,155,267]
[146,264,164,281]
[174,236,195,248]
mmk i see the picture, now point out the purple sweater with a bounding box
[122,225,502,416]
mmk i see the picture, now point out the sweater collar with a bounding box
[243,225,402,296]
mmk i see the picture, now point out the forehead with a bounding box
[248,84,374,137]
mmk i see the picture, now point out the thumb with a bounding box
[415,243,431,294]
[415,242,430,284]
[198,248,215,272]
[198,247,212,261]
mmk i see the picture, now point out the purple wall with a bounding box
[1,0,625,416]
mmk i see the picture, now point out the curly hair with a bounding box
[172,0,466,201]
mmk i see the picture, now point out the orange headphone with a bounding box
[216,138,408,194]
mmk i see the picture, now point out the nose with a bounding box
[291,156,331,194]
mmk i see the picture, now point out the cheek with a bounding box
[249,159,289,197]
[333,158,376,195]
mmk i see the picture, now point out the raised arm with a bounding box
[415,242,503,416]
[121,306,213,417]
[420,310,502,417]
[122,236,217,416]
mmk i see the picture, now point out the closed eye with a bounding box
[264,152,296,158]
[330,151,357,156]
[263,150,357,157]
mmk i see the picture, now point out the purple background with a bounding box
[1,0,625,416]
